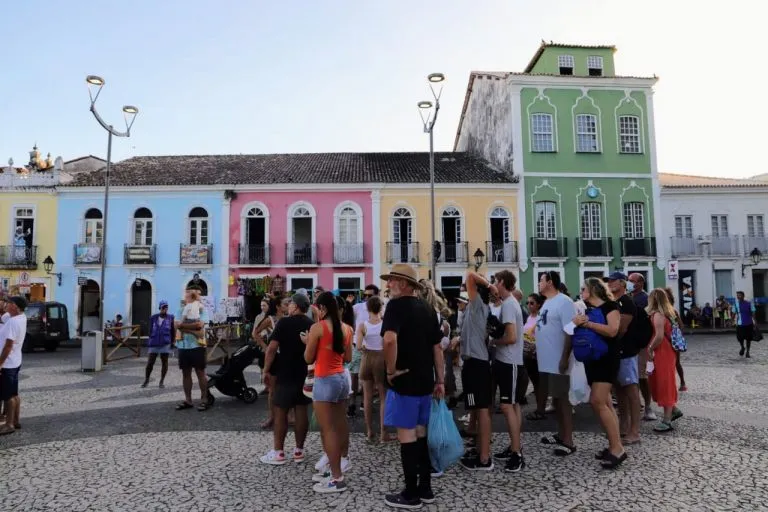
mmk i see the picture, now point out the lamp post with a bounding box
[742,247,762,277]
[417,73,445,283]
[43,255,62,286]
[86,75,139,332]
[473,248,485,272]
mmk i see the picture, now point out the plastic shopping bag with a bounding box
[427,400,464,473]
[569,359,590,406]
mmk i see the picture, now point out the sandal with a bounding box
[197,402,210,411]
[175,402,194,410]
[0,424,15,436]
[595,448,610,460]
[601,451,627,469]
[540,434,563,445]
[671,408,684,422]
[526,411,546,421]
[261,419,274,429]
[653,421,673,433]
[553,443,577,456]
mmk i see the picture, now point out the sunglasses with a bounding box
[526,301,535,305]
[363,293,373,298]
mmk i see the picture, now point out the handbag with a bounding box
[753,327,763,342]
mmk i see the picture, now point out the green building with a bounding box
[455,42,665,294]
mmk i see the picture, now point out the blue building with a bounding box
[56,178,226,338]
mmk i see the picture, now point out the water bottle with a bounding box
[646,361,655,375]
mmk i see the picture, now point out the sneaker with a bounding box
[312,469,332,482]
[430,466,443,478]
[341,457,351,473]
[643,410,658,422]
[746,353,751,358]
[740,347,745,356]
[671,407,684,422]
[315,453,329,471]
[292,448,305,463]
[259,450,287,465]
[313,477,347,494]
[418,487,436,504]
[504,452,525,473]
[460,455,494,471]
[493,447,514,460]
[464,446,478,458]
[384,491,423,509]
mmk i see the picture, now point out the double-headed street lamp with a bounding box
[86,75,138,332]
[417,73,445,283]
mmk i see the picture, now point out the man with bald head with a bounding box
[628,273,648,309]
[627,272,656,421]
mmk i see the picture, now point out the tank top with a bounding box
[362,320,383,351]
[315,321,351,378]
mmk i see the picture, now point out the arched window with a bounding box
[241,203,270,265]
[441,206,464,262]
[83,208,103,244]
[334,202,363,264]
[188,207,209,245]
[580,202,602,239]
[623,202,645,238]
[392,207,413,244]
[133,207,154,245]
[535,201,557,239]
[288,202,316,264]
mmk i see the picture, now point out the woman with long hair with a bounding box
[646,289,684,433]
[663,288,687,391]
[253,298,278,429]
[572,277,626,468]
[357,296,390,442]
[304,291,353,493]
[524,293,547,420]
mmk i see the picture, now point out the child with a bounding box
[181,298,205,342]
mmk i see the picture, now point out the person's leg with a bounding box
[377,383,392,442]
[182,367,193,404]
[194,367,208,403]
[476,408,492,462]
[501,403,522,452]
[625,384,642,442]
[314,401,342,478]
[534,367,548,415]
[362,379,374,440]
[334,400,350,461]
[737,328,745,355]
[294,404,309,450]
[273,405,289,452]
[746,327,753,357]
[616,386,629,436]
[2,399,13,428]
[143,353,158,386]
[590,383,624,457]
[675,352,686,389]
[159,354,169,386]
[397,427,420,498]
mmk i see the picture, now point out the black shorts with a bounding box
[736,325,754,343]
[272,380,312,410]
[584,355,620,386]
[492,361,519,405]
[0,366,21,401]
[178,347,206,371]
[461,358,492,410]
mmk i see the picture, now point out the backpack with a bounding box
[670,320,687,352]
[487,311,505,340]
[633,306,653,350]
[572,307,610,362]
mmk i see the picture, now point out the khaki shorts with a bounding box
[360,350,386,385]
[541,371,570,399]
[637,350,648,380]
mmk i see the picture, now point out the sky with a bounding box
[1,0,765,178]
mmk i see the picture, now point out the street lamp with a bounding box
[742,248,763,276]
[473,248,485,272]
[417,72,445,283]
[87,74,139,332]
[43,255,62,286]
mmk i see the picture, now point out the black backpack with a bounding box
[633,306,653,349]
[487,311,505,340]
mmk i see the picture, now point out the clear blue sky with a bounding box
[1,0,761,177]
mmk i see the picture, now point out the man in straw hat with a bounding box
[379,264,444,509]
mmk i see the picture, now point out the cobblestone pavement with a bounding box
[1,335,766,511]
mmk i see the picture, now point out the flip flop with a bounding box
[540,434,564,445]
[601,451,627,469]
[175,402,194,410]
[554,443,577,456]
[197,402,210,411]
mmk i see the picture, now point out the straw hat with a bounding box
[380,264,422,290]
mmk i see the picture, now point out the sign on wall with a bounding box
[678,270,695,320]
[18,272,31,285]
[667,260,679,280]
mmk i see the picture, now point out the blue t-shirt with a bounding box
[176,307,209,350]
[736,300,755,326]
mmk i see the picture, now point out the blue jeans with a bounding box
[384,390,431,429]
[313,373,349,403]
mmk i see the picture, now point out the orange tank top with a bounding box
[314,321,351,378]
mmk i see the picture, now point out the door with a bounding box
[13,207,35,248]
[395,218,413,262]
[46,304,68,341]
[290,278,314,293]
[752,270,766,323]
[337,277,362,301]
[490,217,509,262]
[131,279,152,336]
[30,283,46,302]
[292,218,313,263]
[246,217,266,263]
[440,276,463,301]
[79,280,101,335]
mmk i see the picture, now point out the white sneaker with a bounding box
[312,477,347,494]
[292,448,305,463]
[341,457,351,473]
[643,410,658,421]
[260,450,287,465]
[315,453,329,471]
[312,469,332,482]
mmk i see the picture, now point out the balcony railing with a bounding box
[239,244,270,265]
[333,243,364,264]
[743,235,768,255]
[486,241,519,264]
[286,243,317,265]
[124,244,157,265]
[438,241,469,264]
[530,238,568,258]
[620,237,656,257]
[386,242,420,264]
[576,237,613,258]
[73,243,102,265]
[0,245,37,269]
[669,237,700,258]
[709,236,740,257]
[180,244,213,265]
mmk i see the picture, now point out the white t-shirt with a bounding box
[490,304,501,319]
[534,293,576,374]
[495,295,524,365]
[353,302,369,327]
[1,313,27,369]
[0,312,10,324]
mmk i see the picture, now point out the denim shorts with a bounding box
[313,372,350,403]
[617,356,639,386]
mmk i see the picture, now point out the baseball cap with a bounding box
[159,300,169,308]
[290,293,310,312]
[295,288,309,297]
[607,271,627,281]
[9,296,27,311]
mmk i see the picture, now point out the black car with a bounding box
[23,301,69,352]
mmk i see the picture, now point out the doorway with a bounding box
[440,276,463,301]
[131,279,152,336]
[752,270,766,323]
[291,217,313,264]
[29,283,46,302]
[187,278,209,297]
[246,216,267,264]
[79,280,100,335]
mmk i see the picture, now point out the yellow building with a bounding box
[0,147,63,302]
[377,156,520,296]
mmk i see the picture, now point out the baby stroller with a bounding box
[206,343,260,405]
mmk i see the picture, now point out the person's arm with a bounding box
[581,309,620,338]
[466,271,489,301]
[304,322,322,364]
[383,330,398,376]
[617,300,634,338]
[433,343,445,398]
[648,313,666,358]
[263,339,279,384]
[0,339,12,367]
[355,322,365,350]
[343,326,353,363]
[169,316,177,346]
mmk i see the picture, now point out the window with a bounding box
[587,56,603,76]
[619,115,642,154]
[489,207,510,243]
[441,206,462,242]
[558,54,574,75]
[748,215,765,237]
[575,114,599,152]
[392,207,413,243]
[133,207,153,245]
[623,202,645,238]
[531,113,555,152]
[580,202,602,239]
[13,207,34,247]
[83,208,103,244]
[674,216,693,238]
[188,207,209,245]
[337,206,359,245]
[711,215,728,237]
[535,202,557,239]
[714,269,733,299]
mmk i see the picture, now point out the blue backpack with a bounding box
[572,307,610,362]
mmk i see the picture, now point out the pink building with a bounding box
[228,189,375,297]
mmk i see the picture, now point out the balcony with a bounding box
[239,244,270,265]
[669,237,700,258]
[0,245,37,269]
[124,244,157,265]
[743,235,768,255]
[333,243,364,265]
[576,237,613,258]
[73,243,102,265]
[530,238,568,258]
[486,241,519,264]
[286,243,317,265]
[620,237,656,258]
[709,236,740,257]
[180,244,213,265]
[386,242,420,264]
[438,241,469,264]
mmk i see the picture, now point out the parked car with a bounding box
[23,301,69,352]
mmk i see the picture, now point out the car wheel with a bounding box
[206,392,215,406]
[44,341,59,352]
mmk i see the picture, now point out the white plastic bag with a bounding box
[569,358,590,406]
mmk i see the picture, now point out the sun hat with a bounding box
[380,264,422,290]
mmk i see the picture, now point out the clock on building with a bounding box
[586,186,599,198]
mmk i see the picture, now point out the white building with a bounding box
[660,173,768,322]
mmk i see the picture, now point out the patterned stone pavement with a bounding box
[1,335,767,511]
